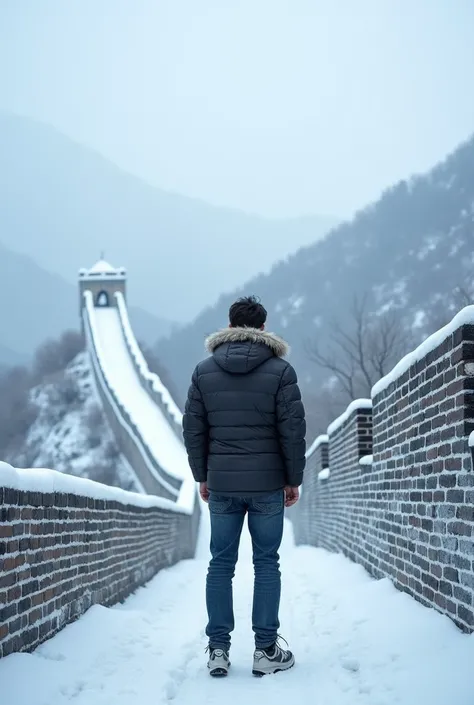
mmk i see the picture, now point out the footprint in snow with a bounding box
[340,657,360,673]
[164,679,179,701]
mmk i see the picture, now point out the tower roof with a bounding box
[78,258,126,280]
[88,259,117,275]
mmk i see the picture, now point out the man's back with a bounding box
[183,326,306,496]
[182,296,306,678]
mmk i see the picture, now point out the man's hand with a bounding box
[199,482,210,503]
[284,486,299,508]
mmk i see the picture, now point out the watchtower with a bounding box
[78,257,127,317]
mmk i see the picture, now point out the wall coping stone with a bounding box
[115,292,183,426]
[327,399,372,436]
[372,304,474,398]
[0,462,192,514]
[306,434,329,458]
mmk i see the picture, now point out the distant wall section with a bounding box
[83,291,182,500]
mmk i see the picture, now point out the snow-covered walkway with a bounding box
[2,513,473,705]
[92,307,188,483]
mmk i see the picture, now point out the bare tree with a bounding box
[424,280,474,333]
[32,330,84,383]
[1,331,84,463]
[306,295,411,402]
[83,403,105,449]
[303,387,347,437]
[0,366,38,459]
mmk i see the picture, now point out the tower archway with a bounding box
[96,290,109,307]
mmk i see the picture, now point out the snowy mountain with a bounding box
[0,241,78,363]
[0,240,174,360]
[158,133,474,431]
[4,351,139,491]
[0,113,336,323]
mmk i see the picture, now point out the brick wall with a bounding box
[0,471,200,658]
[290,435,328,546]
[291,311,474,632]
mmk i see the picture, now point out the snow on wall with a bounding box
[84,297,179,498]
[0,282,201,658]
[0,462,185,513]
[288,429,329,544]
[83,291,195,512]
[372,305,474,397]
[0,274,203,660]
[327,399,372,436]
[0,465,200,658]
[78,259,126,281]
[293,309,474,633]
[0,291,200,659]
[115,292,183,427]
[306,434,329,458]
[91,307,186,483]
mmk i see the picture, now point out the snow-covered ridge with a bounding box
[372,305,474,397]
[306,434,329,459]
[0,462,187,513]
[115,292,183,428]
[327,399,372,436]
[7,351,140,492]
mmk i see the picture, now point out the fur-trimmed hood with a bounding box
[206,327,289,358]
[205,327,289,374]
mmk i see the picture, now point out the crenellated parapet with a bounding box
[292,305,474,633]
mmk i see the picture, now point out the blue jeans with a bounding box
[206,490,284,651]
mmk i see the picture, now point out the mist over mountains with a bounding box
[2,108,472,435]
[0,113,336,324]
[0,241,173,366]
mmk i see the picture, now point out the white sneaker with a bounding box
[252,639,295,676]
[207,647,231,677]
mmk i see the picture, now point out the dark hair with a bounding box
[229,296,267,329]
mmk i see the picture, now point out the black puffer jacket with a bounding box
[183,327,306,495]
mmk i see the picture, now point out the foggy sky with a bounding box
[1,0,474,218]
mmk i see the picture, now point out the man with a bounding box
[183,296,306,678]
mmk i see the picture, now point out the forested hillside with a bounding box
[158,134,474,434]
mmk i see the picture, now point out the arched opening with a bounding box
[96,290,109,307]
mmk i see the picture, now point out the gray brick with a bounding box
[291,319,474,634]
